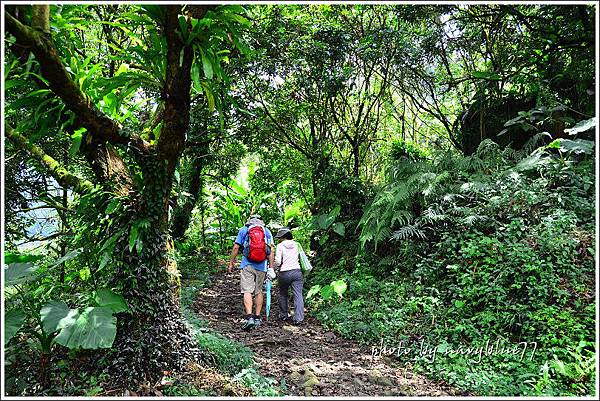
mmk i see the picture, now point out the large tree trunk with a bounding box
[5,4,215,387]
[172,156,204,239]
[107,6,210,385]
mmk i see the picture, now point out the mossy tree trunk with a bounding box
[5,4,214,385]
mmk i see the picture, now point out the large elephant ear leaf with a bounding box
[331,279,348,298]
[5,309,26,344]
[332,222,345,236]
[54,307,117,350]
[40,300,78,333]
[565,117,595,136]
[4,262,39,286]
[94,289,129,313]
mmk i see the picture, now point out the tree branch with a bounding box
[157,6,214,172]
[31,5,50,33]
[6,125,94,195]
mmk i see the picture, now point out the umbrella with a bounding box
[265,278,272,321]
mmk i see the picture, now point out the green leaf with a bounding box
[221,4,245,14]
[4,253,43,265]
[54,307,117,350]
[105,198,121,214]
[141,5,166,23]
[153,121,163,140]
[201,52,214,80]
[94,289,128,313]
[102,93,119,116]
[69,127,87,156]
[503,115,524,127]
[328,205,341,220]
[40,300,77,333]
[315,205,340,230]
[472,70,501,80]
[232,35,251,56]
[331,280,347,298]
[4,262,39,286]
[5,309,26,344]
[178,15,188,41]
[332,222,345,236]
[306,285,321,300]
[201,81,215,112]
[320,284,334,301]
[515,151,549,172]
[191,62,201,92]
[546,139,561,149]
[135,237,144,255]
[115,63,129,76]
[564,117,595,136]
[555,139,594,154]
[454,300,465,309]
[319,233,329,246]
[51,249,82,268]
[225,12,250,27]
[128,225,139,252]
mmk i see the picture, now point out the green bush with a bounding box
[389,139,430,162]
[196,332,254,376]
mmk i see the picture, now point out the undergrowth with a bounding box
[307,138,596,396]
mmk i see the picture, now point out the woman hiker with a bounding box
[274,227,304,325]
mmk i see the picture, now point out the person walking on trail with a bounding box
[228,214,276,330]
[274,227,304,325]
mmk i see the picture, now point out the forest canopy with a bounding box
[2,2,597,397]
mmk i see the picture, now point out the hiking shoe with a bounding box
[292,320,303,326]
[242,317,255,331]
[253,317,262,327]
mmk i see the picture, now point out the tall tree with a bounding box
[4,4,247,384]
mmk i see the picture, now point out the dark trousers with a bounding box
[278,269,304,322]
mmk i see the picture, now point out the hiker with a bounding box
[274,227,304,325]
[228,214,275,330]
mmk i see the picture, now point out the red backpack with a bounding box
[244,225,269,263]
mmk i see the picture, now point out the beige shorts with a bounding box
[240,266,266,295]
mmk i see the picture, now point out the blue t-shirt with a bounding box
[235,225,273,272]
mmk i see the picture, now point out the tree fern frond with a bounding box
[390,210,413,226]
[476,139,501,159]
[378,255,401,268]
[420,207,447,224]
[462,214,486,226]
[459,180,487,194]
[518,131,552,158]
[391,224,426,240]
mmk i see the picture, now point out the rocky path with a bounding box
[192,271,457,397]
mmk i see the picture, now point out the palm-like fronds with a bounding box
[391,224,426,240]
[359,139,550,249]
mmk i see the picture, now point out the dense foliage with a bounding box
[3,3,596,397]
[308,134,595,396]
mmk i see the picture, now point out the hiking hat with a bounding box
[246,214,264,226]
[275,227,292,238]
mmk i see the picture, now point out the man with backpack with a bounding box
[228,214,276,330]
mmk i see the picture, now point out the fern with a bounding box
[391,224,426,240]
[359,139,549,249]
[518,131,553,158]
[420,206,447,224]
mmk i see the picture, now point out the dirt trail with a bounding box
[192,271,457,397]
